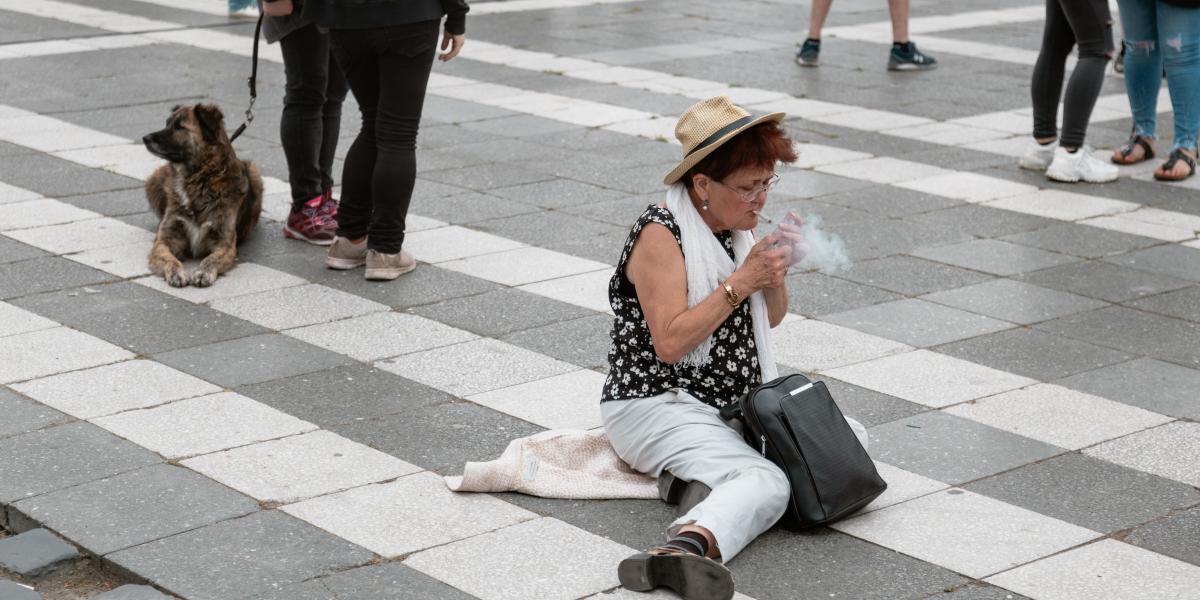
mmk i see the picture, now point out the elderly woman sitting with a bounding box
[602,96,802,600]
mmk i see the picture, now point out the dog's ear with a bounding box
[193,104,226,144]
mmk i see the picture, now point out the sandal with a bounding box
[1112,131,1155,165]
[618,546,734,600]
[1154,148,1197,181]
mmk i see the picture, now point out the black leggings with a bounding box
[279,23,348,208]
[1031,0,1114,149]
[329,21,439,254]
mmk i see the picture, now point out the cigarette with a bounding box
[754,211,773,223]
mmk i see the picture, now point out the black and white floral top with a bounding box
[602,205,761,409]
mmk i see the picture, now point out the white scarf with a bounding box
[664,183,779,383]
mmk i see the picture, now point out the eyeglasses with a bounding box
[711,173,780,202]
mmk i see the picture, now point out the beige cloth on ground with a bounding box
[444,429,658,499]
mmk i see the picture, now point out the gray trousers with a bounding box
[601,390,790,562]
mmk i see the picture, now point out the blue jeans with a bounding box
[1116,0,1200,151]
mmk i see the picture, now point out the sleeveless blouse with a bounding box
[601,205,761,409]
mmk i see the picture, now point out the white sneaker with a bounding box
[1019,138,1058,170]
[228,5,259,19]
[1045,146,1119,183]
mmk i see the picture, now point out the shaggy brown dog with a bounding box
[142,104,263,287]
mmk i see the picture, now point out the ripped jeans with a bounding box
[1116,0,1200,151]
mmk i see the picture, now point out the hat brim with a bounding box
[663,112,786,185]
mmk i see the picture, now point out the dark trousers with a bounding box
[329,20,439,254]
[1031,0,1114,148]
[279,23,348,208]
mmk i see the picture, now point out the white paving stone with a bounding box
[1117,207,1200,233]
[604,117,680,142]
[1185,239,1200,250]
[789,143,873,169]
[1084,422,1200,487]
[948,111,1030,135]
[541,102,653,128]
[0,116,127,153]
[283,472,537,557]
[886,122,1008,146]
[985,190,1139,221]
[209,283,387,330]
[566,66,660,84]
[815,157,951,184]
[377,338,576,397]
[135,263,307,303]
[405,517,631,600]
[986,539,1200,600]
[404,225,526,263]
[0,199,99,231]
[824,350,1037,408]
[773,319,912,373]
[834,488,1099,578]
[517,269,615,314]
[962,136,1032,158]
[944,384,1173,451]
[747,97,855,119]
[93,392,316,459]
[405,214,447,232]
[0,301,58,338]
[895,172,1037,203]
[440,247,610,286]
[52,143,153,169]
[810,108,934,132]
[467,369,606,430]
[683,86,788,106]
[0,181,42,204]
[1079,215,1196,242]
[5,217,154,254]
[861,462,949,513]
[64,242,152,278]
[11,359,220,419]
[285,311,477,362]
[183,430,420,504]
[0,327,133,384]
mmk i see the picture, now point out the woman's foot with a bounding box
[1046,146,1119,183]
[1111,134,1156,165]
[618,546,734,600]
[1154,148,1197,181]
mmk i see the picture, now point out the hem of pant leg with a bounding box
[669,512,739,563]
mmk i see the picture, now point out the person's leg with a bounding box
[280,24,334,210]
[1031,0,1076,144]
[329,30,378,245]
[319,45,349,197]
[888,0,908,42]
[1056,0,1114,150]
[1154,0,1200,179]
[1111,0,1160,163]
[807,0,834,41]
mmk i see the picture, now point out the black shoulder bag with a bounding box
[719,373,887,530]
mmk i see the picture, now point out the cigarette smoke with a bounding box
[795,214,850,274]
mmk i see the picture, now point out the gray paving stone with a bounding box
[438,138,567,165]
[332,400,543,471]
[560,192,665,227]
[487,178,627,210]
[529,154,663,195]
[497,493,673,553]
[0,153,139,199]
[1000,223,1163,259]
[521,127,641,152]
[471,210,626,256]
[1104,244,1200,282]
[412,287,595,338]
[1127,285,1200,323]
[833,255,994,296]
[458,114,581,139]
[822,378,928,428]
[422,96,518,124]
[501,314,613,371]
[1125,505,1200,567]
[0,421,160,503]
[922,279,1108,325]
[11,282,268,354]
[318,563,477,600]
[419,123,507,150]
[236,364,451,428]
[0,528,78,577]
[964,453,1200,534]
[1017,261,1193,303]
[0,257,115,301]
[923,583,1032,600]
[868,412,1065,485]
[824,298,1015,347]
[903,205,1059,239]
[0,581,40,600]
[91,584,174,600]
[106,511,374,600]
[13,464,257,556]
[834,217,976,261]
[786,272,903,317]
[58,189,148,218]
[1055,358,1200,420]
[0,239,48,264]
[935,327,1134,382]
[410,190,541,225]
[152,334,354,388]
[773,169,875,199]
[0,388,69,439]
[912,239,1078,276]
[817,185,962,218]
[1036,306,1200,368]
[244,579,330,600]
[422,162,555,192]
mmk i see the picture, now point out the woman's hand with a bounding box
[261,0,293,17]
[439,32,465,61]
[731,233,792,293]
[775,212,808,267]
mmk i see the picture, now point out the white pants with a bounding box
[601,390,790,562]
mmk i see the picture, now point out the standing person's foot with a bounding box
[325,236,368,270]
[618,546,734,600]
[1019,137,1059,171]
[1046,146,1119,183]
[284,194,338,245]
[795,38,820,66]
[365,249,416,280]
[321,188,339,218]
[1153,148,1197,181]
[1111,133,1156,165]
[888,41,937,71]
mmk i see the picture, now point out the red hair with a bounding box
[685,121,797,187]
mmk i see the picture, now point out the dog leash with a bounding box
[228,13,263,144]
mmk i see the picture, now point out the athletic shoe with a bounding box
[284,195,337,245]
[228,4,259,19]
[888,42,937,71]
[321,188,339,218]
[1019,137,1059,171]
[365,249,416,281]
[1045,146,1119,183]
[325,236,368,270]
[795,39,820,66]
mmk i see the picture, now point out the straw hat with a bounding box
[663,96,785,185]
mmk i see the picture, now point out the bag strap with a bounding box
[718,400,742,422]
[228,13,263,144]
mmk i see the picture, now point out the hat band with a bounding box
[684,115,756,158]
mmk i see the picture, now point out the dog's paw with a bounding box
[191,269,217,288]
[165,270,190,287]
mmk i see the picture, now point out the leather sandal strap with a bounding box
[1120,135,1155,160]
[1157,148,1196,181]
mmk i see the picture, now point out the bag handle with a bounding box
[718,400,742,423]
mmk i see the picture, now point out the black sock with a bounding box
[665,532,709,557]
[806,37,820,46]
[894,41,913,53]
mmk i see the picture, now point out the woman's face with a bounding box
[700,166,775,231]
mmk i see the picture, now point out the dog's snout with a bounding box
[142,134,154,146]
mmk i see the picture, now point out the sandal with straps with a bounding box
[1154,148,1197,182]
[1112,131,1155,165]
